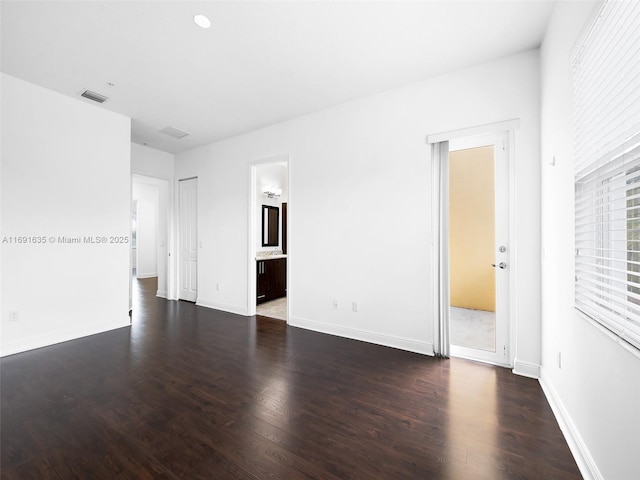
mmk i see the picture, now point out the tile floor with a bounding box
[256,296,287,321]
[450,306,496,352]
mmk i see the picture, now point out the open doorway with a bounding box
[132,182,158,280]
[430,127,513,367]
[131,174,171,299]
[250,158,289,321]
[129,174,171,323]
[448,133,509,365]
[448,143,500,356]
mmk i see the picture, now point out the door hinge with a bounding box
[501,141,506,151]
[503,345,508,357]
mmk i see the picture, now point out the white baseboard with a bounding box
[136,272,157,279]
[190,302,433,356]
[156,290,167,299]
[539,375,603,480]
[288,315,434,356]
[196,297,248,317]
[0,320,131,357]
[512,358,541,378]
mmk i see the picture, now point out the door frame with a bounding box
[247,154,290,319]
[131,177,160,281]
[428,119,519,367]
[448,132,509,365]
[129,173,174,309]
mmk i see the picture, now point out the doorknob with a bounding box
[492,262,507,269]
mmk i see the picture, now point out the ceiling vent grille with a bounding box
[79,89,108,103]
[158,126,190,139]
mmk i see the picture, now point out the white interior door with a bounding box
[448,132,510,366]
[179,178,197,302]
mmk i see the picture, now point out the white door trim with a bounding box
[247,154,290,319]
[427,118,520,144]
[431,141,451,358]
[428,120,518,368]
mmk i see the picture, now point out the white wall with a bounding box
[0,73,131,356]
[175,50,541,363]
[131,142,174,180]
[132,181,158,279]
[131,144,175,299]
[540,2,640,479]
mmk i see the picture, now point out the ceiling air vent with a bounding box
[158,126,190,139]
[79,89,108,103]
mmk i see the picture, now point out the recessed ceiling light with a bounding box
[193,14,211,29]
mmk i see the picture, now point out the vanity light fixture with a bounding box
[263,185,282,198]
[193,14,211,29]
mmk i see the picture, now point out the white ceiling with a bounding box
[1,0,556,154]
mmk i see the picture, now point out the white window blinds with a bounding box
[574,0,640,350]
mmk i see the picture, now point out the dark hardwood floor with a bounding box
[1,277,581,479]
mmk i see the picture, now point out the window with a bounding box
[574,0,640,350]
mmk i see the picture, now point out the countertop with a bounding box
[256,254,287,261]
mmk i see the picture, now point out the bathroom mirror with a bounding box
[262,205,279,247]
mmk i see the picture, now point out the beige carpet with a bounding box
[256,297,287,321]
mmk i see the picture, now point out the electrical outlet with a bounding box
[333,299,339,310]
[9,310,19,322]
[352,302,358,312]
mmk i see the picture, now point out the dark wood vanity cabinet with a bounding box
[256,258,286,304]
